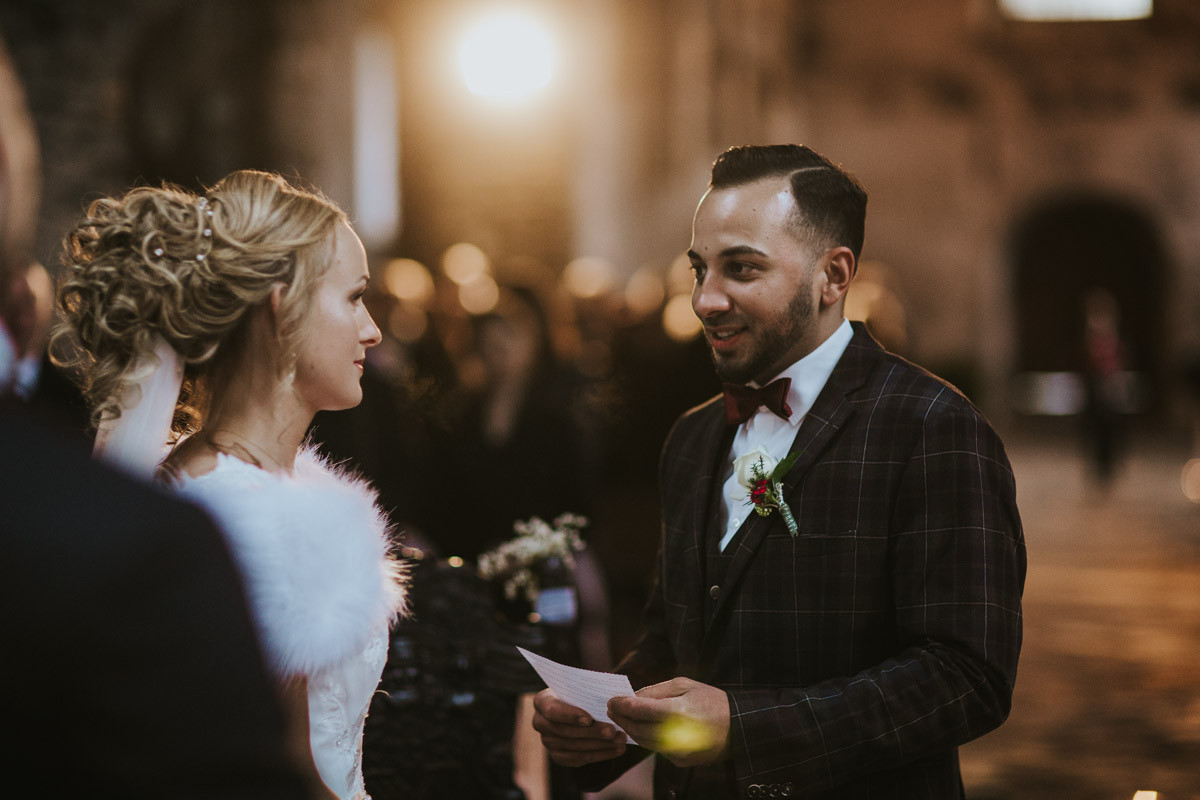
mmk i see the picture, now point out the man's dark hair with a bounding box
[710,144,867,260]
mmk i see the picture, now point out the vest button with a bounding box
[709,584,721,600]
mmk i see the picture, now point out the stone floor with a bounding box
[959,434,1200,800]
[592,434,1200,799]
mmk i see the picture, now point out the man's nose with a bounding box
[692,278,731,318]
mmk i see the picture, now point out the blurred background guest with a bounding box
[1082,287,1131,487]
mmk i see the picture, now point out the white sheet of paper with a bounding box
[517,646,636,743]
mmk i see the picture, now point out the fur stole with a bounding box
[174,447,406,679]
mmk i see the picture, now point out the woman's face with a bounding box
[292,223,381,412]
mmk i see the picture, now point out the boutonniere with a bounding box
[733,445,799,536]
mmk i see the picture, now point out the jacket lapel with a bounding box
[674,401,736,657]
[699,324,882,658]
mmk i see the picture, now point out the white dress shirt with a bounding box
[717,318,854,551]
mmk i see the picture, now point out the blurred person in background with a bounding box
[54,170,406,800]
[4,258,90,436]
[533,144,1026,800]
[363,285,610,800]
[1081,287,1130,487]
[0,32,39,398]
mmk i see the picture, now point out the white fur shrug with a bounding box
[175,447,406,678]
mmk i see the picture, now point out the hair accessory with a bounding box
[195,197,215,263]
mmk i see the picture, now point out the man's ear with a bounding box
[819,247,856,308]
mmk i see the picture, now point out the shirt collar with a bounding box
[753,318,854,425]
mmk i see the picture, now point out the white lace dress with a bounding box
[175,449,405,800]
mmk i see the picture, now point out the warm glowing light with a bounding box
[625,268,666,317]
[999,0,1151,20]
[1132,792,1159,800]
[384,258,434,305]
[662,294,702,342]
[458,12,555,101]
[442,242,490,286]
[388,301,428,343]
[353,30,400,248]
[459,273,501,315]
[564,256,616,299]
[656,715,717,757]
[1182,459,1200,504]
[447,556,465,568]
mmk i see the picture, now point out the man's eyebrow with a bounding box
[687,245,769,262]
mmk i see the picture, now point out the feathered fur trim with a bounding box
[175,447,406,678]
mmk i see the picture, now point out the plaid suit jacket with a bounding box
[581,323,1025,799]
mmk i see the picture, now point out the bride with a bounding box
[56,170,406,799]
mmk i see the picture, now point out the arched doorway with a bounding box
[1010,193,1169,414]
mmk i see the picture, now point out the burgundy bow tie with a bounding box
[722,378,793,425]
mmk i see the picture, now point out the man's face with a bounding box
[688,176,824,385]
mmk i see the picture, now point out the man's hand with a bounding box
[531,688,627,767]
[608,677,730,767]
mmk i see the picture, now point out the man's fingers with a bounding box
[546,740,627,768]
[533,689,593,725]
[540,730,627,753]
[634,677,692,699]
[609,694,672,723]
[534,714,622,741]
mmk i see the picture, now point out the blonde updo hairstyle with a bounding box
[55,169,348,436]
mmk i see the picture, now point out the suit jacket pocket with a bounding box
[764,527,859,557]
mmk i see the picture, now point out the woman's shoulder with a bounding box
[172,443,406,679]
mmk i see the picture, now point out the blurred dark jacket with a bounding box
[0,414,323,799]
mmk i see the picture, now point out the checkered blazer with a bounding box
[580,323,1026,799]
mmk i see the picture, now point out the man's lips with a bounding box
[353,359,365,370]
[705,326,745,352]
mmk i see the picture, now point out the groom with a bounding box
[533,145,1026,798]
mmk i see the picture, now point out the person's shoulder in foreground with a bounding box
[0,414,324,799]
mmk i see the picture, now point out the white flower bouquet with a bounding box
[477,513,588,605]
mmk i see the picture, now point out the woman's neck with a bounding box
[205,394,311,475]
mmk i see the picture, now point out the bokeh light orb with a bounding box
[459,273,501,315]
[662,293,702,342]
[384,258,434,305]
[564,256,616,299]
[1182,458,1200,504]
[458,12,555,101]
[442,242,490,286]
[625,267,666,317]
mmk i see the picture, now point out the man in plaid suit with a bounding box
[533,145,1026,799]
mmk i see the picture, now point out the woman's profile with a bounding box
[56,169,406,799]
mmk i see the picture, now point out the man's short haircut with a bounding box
[710,144,867,261]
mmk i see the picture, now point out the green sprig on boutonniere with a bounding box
[733,445,799,536]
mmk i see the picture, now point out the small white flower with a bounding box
[733,445,777,491]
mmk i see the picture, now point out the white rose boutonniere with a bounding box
[733,445,800,536]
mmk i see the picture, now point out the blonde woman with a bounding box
[56,170,406,800]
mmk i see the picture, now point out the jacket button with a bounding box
[665,791,677,800]
[747,785,762,799]
[780,782,795,797]
[709,584,721,600]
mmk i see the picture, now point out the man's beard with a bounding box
[708,280,814,385]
